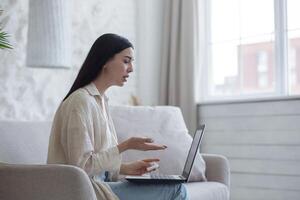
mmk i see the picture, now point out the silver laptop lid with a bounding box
[181,125,205,179]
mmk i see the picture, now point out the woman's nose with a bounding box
[128,63,133,73]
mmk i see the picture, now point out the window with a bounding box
[287,0,300,94]
[201,0,300,102]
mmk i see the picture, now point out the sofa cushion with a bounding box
[184,182,229,200]
[110,106,207,182]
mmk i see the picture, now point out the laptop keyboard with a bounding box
[150,174,178,180]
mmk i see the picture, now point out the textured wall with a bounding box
[0,0,137,121]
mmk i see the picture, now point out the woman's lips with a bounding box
[123,75,129,82]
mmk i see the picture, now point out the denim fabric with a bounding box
[107,181,189,200]
[99,171,189,200]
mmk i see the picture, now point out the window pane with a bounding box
[211,0,240,42]
[287,0,300,30]
[207,0,276,99]
[240,0,274,38]
[209,42,240,96]
[287,0,300,95]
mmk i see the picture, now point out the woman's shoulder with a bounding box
[62,88,94,112]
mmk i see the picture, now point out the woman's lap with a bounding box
[107,181,189,200]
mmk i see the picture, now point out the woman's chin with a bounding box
[111,81,125,87]
[117,81,125,87]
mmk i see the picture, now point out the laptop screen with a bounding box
[181,125,205,179]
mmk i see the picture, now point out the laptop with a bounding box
[125,124,205,184]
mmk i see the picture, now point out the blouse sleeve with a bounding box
[62,104,122,177]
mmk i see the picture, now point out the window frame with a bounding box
[200,0,300,103]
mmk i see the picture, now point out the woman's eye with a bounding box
[124,60,130,64]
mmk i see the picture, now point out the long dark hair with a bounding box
[63,33,133,101]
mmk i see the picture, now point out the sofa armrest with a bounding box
[0,163,97,200]
[202,154,230,188]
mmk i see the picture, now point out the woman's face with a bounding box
[103,47,134,87]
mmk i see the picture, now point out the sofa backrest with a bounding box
[0,106,206,181]
[0,121,52,164]
[0,106,187,164]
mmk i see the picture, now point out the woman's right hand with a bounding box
[120,158,160,175]
[117,137,167,153]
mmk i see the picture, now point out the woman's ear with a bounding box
[101,65,109,74]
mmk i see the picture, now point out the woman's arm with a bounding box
[63,108,121,176]
[116,141,128,153]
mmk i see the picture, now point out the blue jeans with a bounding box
[99,172,189,200]
[107,181,189,200]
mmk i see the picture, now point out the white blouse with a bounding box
[47,82,121,200]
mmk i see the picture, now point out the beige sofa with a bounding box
[0,106,230,200]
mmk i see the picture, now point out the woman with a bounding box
[47,33,189,200]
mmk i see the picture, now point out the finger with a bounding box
[144,144,167,150]
[142,158,160,163]
[133,137,154,144]
[142,137,154,143]
[136,160,151,168]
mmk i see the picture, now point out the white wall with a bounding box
[198,99,300,200]
[0,0,139,121]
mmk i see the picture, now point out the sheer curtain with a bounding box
[159,0,201,131]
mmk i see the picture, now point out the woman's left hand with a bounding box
[120,158,160,175]
[117,137,167,153]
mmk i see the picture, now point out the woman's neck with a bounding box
[93,79,110,96]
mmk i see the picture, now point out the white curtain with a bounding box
[159,0,200,132]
